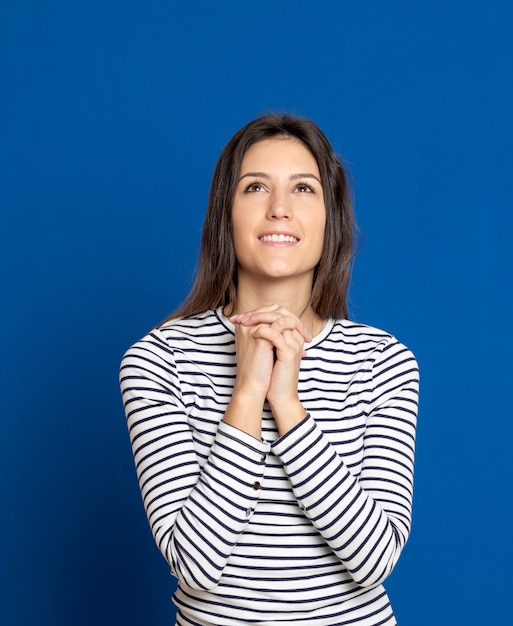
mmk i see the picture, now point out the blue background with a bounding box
[1,1,512,624]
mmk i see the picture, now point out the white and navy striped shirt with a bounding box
[120,308,419,626]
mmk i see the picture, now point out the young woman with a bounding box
[120,114,419,626]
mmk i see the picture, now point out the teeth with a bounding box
[260,234,299,243]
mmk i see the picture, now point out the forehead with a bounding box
[241,137,320,173]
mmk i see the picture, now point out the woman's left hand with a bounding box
[230,305,309,434]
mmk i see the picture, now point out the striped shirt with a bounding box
[120,308,419,626]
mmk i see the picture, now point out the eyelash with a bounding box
[244,181,315,194]
[295,181,315,193]
[244,182,265,193]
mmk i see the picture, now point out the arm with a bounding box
[120,328,270,590]
[271,338,419,587]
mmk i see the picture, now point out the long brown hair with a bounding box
[164,113,358,323]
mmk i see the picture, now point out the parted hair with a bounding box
[164,113,358,323]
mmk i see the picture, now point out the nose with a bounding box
[266,190,291,220]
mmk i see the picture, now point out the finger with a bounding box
[240,312,296,329]
[233,310,312,343]
[251,326,304,357]
[271,315,305,335]
[281,328,305,353]
[229,304,280,323]
[231,304,299,324]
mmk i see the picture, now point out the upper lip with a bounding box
[257,230,300,240]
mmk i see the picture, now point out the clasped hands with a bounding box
[227,304,311,437]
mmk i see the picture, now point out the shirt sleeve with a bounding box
[271,337,419,588]
[119,327,270,591]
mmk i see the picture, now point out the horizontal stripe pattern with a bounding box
[120,308,419,625]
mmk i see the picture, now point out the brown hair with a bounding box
[164,113,358,322]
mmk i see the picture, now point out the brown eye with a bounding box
[295,182,314,193]
[245,182,265,193]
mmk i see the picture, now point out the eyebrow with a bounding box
[239,171,322,185]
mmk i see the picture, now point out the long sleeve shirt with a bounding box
[120,308,419,626]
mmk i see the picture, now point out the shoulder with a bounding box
[328,321,419,408]
[121,309,234,367]
[325,319,418,371]
[325,318,398,352]
[158,308,234,348]
[331,319,395,343]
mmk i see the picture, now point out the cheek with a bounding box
[230,216,248,262]
[231,224,245,254]
[231,207,258,244]
[312,215,327,259]
[231,204,248,234]
[230,212,242,243]
[312,211,327,242]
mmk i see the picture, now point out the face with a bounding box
[231,137,326,288]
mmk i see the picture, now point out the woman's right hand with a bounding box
[222,310,276,439]
[232,319,276,404]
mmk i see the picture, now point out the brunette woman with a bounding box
[120,113,419,626]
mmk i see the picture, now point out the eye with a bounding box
[244,182,266,193]
[295,182,315,193]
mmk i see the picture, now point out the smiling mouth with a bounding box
[259,234,299,243]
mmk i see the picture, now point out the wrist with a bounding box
[224,388,265,440]
[232,383,267,407]
[268,398,307,436]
